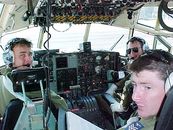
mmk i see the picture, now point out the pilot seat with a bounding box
[0,67,57,130]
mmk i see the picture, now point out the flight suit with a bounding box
[113,76,136,120]
[117,116,156,130]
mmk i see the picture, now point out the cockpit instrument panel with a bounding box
[52,51,121,96]
[34,49,121,95]
[34,49,122,129]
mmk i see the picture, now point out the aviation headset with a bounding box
[142,50,173,94]
[165,72,173,93]
[3,38,32,65]
[156,51,173,93]
[127,36,149,53]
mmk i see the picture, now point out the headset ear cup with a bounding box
[143,43,149,52]
[3,50,13,65]
[165,72,173,93]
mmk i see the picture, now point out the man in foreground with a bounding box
[118,49,173,130]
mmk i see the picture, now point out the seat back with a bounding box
[0,99,23,130]
[0,75,16,116]
[14,100,57,130]
[1,67,57,130]
[155,87,173,130]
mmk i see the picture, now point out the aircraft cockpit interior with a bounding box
[32,43,124,130]
[0,0,173,130]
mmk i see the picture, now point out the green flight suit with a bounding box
[117,116,156,130]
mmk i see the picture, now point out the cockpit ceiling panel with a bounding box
[0,0,167,35]
[34,0,162,25]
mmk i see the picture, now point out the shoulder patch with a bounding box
[125,121,144,130]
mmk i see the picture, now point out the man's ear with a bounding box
[165,72,173,93]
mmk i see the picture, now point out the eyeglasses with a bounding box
[126,47,139,54]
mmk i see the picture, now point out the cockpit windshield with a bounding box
[0,4,4,15]
[0,1,173,66]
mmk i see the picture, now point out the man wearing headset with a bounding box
[0,38,67,129]
[110,37,149,124]
[126,37,149,62]
[117,49,173,130]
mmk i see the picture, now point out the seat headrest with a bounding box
[11,67,48,92]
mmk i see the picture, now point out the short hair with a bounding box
[127,37,146,47]
[129,49,173,81]
[5,38,32,51]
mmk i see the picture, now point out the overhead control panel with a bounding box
[33,0,160,25]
